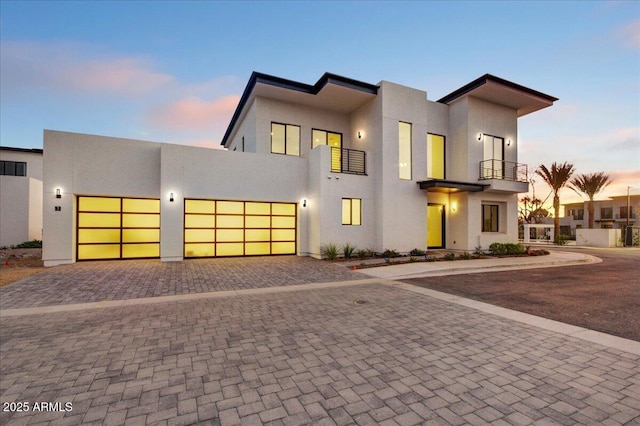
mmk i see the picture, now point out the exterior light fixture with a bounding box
[478,133,483,141]
[507,139,512,146]
[56,188,61,199]
[357,131,364,139]
[169,192,174,202]
[302,199,307,208]
[451,202,457,213]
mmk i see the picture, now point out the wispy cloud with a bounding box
[616,19,640,49]
[1,41,174,96]
[147,95,240,132]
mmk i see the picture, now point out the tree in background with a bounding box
[536,162,575,243]
[570,172,612,229]
[518,196,550,224]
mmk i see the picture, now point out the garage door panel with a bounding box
[77,196,160,261]
[78,244,120,260]
[184,199,296,258]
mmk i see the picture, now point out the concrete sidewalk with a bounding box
[355,250,600,280]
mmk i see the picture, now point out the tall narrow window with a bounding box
[482,204,499,232]
[342,198,361,226]
[271,123,300,156]
[427,134,445,179]
[482,134,504,179]
[312,129,342,149]
[399,122,412,180]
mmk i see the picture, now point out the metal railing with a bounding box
[331,147,366,175]
[616,213,636,219]
[479,159,527,182]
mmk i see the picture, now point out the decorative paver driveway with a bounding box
[1,258,639,425]
[0,256,365,309]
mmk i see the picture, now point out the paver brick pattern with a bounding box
[2,283,638,425]
[0,256,365,309]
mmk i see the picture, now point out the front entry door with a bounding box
[427,204,444,248]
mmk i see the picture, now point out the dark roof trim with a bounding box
[417,179,487,193]
[221,72,379,146]
[0,146,43,154]
[437,74,559,105]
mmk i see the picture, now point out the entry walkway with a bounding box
[1,252,639,425]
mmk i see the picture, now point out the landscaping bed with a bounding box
[0,248,45,287]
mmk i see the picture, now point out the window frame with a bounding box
[311,128,342,149]
[399,121,412,180]
[271,122,301,156]
[341,198,362,226]
[0,160,27,176]
[482,204,499,232]
[427,133,446,179]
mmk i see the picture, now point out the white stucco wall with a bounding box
[0,149,43,180]
[0,176,35,246]
[576,229,622,247]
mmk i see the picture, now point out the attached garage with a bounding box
[184,199,296,257]
[77,196,160,260]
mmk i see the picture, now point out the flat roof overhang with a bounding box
[418,179,488,193]
[221,72,379,147]
[437,74,558,117]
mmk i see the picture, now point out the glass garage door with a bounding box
[184,199,296,257]
[77,196,160,260]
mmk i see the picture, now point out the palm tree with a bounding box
[570,172,612,229]
[536,162,575,242]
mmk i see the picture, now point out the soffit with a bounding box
[252,81,377,114]
[438,74,558,117]
[417,179,487,193]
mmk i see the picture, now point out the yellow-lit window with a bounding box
[78,244,120,260]
[272,242,295,254]
[79,213,121,228]
[342,198,361,226]
[216,229,244,242]
[272,216,295,228]
[216,243,244,256]
[271,123,300,156]
[79,197,121,212]
[185,229,214,243]
[185,243,215,257]
[245,229,270,242]
[312,129,342,149]
[78,229,121,244]
[272,229,295,241]
[245,202,270,215]
[122,229,159,243]
[123,214,159,228]
[427,134,445,179]
[122,244,159,258]
[216,215,244,228]
[217,201,244,215]
[185,199,215,214]
[399,122,412,180]
[185,214,215,228]
[245,242,270,255]
[272,203,295,216]
[123,198,160,213]
[245,216,270,228]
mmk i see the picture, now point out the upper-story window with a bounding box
[601,207,613,219]
[0,161,27,176]
[399,122,412,180]
[427,134,445,179]
[271,123,300,156]
[312,129,342,149]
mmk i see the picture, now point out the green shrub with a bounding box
[426,256,437,262]
[459,252,473,260]
[320,243,339,260]
[474,245,484,255]
[488,242,526,255]
[381,249,400,258]
[409,248,426,256]
[342,243,357,259]
[554,234,569,245]
[355,249,369,259]
[443,252,456,261]
[12,240,42,249]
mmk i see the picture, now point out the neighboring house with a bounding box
[562,195,639,237]
[0,146,44,247]
[43,72,557,266]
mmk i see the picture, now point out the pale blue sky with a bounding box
[1,0,638,201]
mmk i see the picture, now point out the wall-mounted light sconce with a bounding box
[451,202,457,213]
[507,139,512,147]
[169,192,174,202]
[357,130,364,140]
[478,133,483,141]
[56,188,61,199]
[302,199,307,208]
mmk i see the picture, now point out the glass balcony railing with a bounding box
[331,147,366,175]
[479,159,527,182]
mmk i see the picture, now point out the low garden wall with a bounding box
[576,229,621,247]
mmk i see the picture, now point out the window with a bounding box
[399,122,412,180]
[601,207,613,219]
[312,129,342,149]
[271,123,300,156]
[619,206,634,219]
[342,198,361,226]
[482,204,499,232]
[482,134,504,179]
[427,134,445,179]
[0,161,27,176]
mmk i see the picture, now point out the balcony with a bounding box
[479,159,528,182]
[331,147,366,175]
[477,159,528,193]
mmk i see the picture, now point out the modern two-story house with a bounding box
[42,72,557,266]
